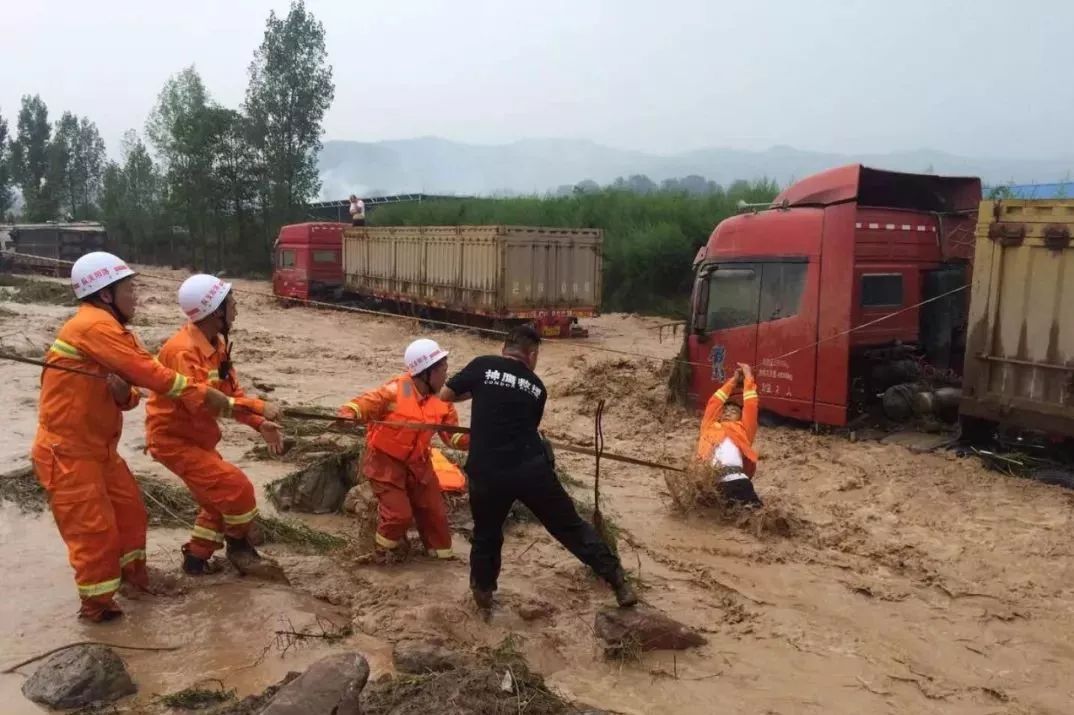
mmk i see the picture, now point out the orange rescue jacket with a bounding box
[338,374,469,463]
[694,375,760,477]
[145,322,266,451]
[34,304,210,460]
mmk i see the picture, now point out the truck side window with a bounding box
[706,265,760,330]
[278,250,296,268]
[861,273,903,308]
[312,250,336,264]
[760,262,807,321]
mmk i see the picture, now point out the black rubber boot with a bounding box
[610,571,639,608]
[471,587,494,611]
[181,545,211,576]
[225,535,261,558]
[226,535,289,584]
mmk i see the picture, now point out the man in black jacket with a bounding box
[440,324,637,612]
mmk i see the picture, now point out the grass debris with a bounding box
[0,275,75,305]
[0,466,344,551]
[156,684,236,710]
[362,636,581,715]
[0,465,46,513]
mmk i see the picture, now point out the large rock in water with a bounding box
[21,645,136,709]
[595,606,707,652]
[269,452,360,514]
[261,652,370,715]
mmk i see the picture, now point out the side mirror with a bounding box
[692,313,706,334]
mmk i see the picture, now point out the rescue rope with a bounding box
[2,641,182,674]
[281,409,686,472]
[0,351,107,378]
[0,358,681,470]
[4,252,972,370]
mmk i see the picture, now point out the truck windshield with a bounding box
[705,265,759,330]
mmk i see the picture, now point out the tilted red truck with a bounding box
[682,163,1074,445]
[682,164,983,426]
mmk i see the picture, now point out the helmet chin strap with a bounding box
[100,286,131,325]
[216,307,234,382]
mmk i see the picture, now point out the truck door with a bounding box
[273,246,302,299]
[754,260,816,420]
[687,262,761,405]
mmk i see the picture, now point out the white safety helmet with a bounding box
[70,251,137,300]
[404,338,448,375]
[178,274,233,322]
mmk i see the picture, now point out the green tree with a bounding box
[0,108,13,218]
[206,108,260,270]
[147,67,220,268]
[102,130,165,261]
[9,95,55,221]
[244,0,334,240]
[47,112,105,219]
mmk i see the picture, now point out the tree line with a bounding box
[0,0,334,274]
[369,179,780,315]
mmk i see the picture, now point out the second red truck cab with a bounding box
[686,164,981,426]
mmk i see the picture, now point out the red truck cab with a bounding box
[273,222,347,301]
[686,165,981,426]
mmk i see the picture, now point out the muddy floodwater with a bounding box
[2,272,1074,714]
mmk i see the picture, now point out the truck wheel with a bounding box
[1030,468,1074,490]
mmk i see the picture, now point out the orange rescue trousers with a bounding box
[363,448,452,558]
[149,440,258,560]
[31,445,148,622]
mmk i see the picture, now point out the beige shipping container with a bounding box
[962,200,1074,437]
[341,225,602,319]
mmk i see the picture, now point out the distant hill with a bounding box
[318,137,1074,199]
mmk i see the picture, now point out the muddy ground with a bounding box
[2,271,1073,714]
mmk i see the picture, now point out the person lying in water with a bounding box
[694,363,762,507]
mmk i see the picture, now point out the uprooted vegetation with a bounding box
[0,465,345,551]
[155,683,237,710]
[0,274,76,306]
[362,638,580,715]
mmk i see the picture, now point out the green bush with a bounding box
[370,182,779,316]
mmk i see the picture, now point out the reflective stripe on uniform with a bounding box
[77,577,121,598]
[449,432,465,447]
[191,525,225,543]
[50,339,83,360]
[119,548,146,567]
[345,402,361,418]
[222,507,258,526]
[167,373,188,398]
[743,390,758,400]
[428,548,453,559]
[375,532,400,549]
[714,389,729,402]
[207,369,221,383]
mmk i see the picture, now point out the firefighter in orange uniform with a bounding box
[338,339,468,562]
[146,274,285,577]
[31,253,275,622]
[695,362,762,506]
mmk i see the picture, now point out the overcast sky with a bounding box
[2,0,1070,160]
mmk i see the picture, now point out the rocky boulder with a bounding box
[595,606,707,653]
[21,644,136,709]
[261,652,369,715]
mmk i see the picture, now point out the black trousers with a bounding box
[468,456,622,592]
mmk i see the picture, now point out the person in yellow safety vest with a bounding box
[337,339,469,562]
